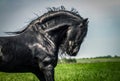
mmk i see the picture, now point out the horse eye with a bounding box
[79,23,83,28]
[80,23,83,26]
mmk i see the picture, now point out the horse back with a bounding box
[0,36,35,72]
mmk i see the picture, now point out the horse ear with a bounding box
[83,18,88,24]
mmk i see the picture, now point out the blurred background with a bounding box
[0,0,120,58]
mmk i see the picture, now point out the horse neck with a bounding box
[21,28,58,54]
[46,28,67,49]
[20,21,67,54]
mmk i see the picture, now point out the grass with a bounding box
[0,58,120,81]
[55,62,120,81]
[76,57,120,63]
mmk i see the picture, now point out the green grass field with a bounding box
[0,58,120,81]
[55,62,120,81]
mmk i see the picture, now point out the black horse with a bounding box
[0,6,88,81]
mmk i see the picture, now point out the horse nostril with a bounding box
[73,47,79,53]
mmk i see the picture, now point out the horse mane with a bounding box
[6,6,83,34]
[46,6,82,19]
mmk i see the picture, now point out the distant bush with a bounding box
[114,55,120,58]
[59,58,77,63]
[95,55,112,58]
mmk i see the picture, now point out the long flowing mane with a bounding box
[6,6,83,34]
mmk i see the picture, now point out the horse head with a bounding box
[64,18,88,56]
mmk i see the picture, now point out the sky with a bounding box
[0,0,120,58]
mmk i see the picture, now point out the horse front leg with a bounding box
[37,59,55,81]
[34,67,54,81]
[34,50,57,81]
[43,67,55,81]
[34,70,46,81]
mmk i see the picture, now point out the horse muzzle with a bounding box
[66,46,79,56]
